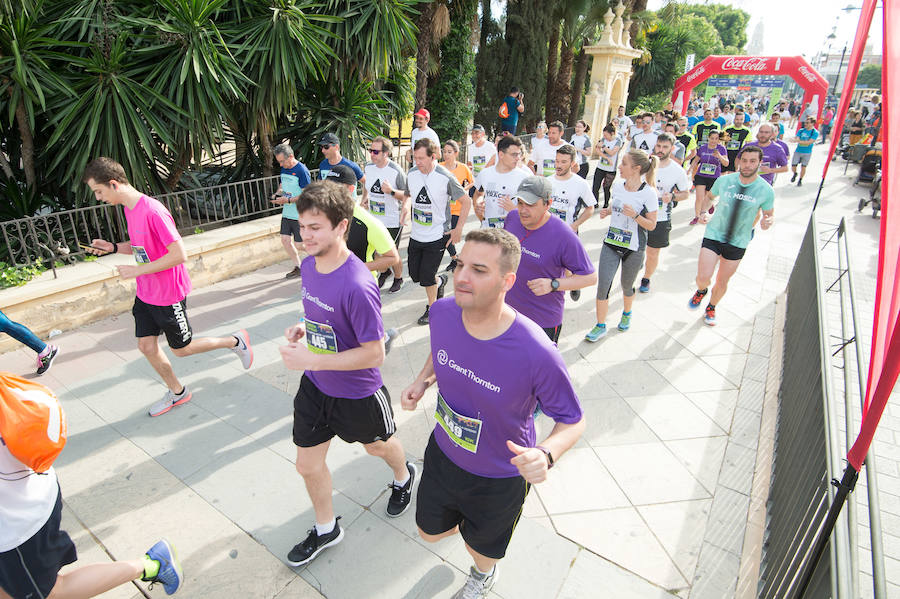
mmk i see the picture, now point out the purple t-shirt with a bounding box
[428,298,583,478]
[300,253,384,398]
[744,141,788,185]
[695,144,727,179]
[503,211,595,328]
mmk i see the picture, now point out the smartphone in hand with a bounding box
[79,243,112,256]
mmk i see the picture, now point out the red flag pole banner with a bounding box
[670,55,828,123]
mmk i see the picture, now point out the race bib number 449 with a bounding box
[435,392,482,453]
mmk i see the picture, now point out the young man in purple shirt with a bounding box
[503,176,596,343]
[744,123,789,186]
[278,181,414,567]
[401,228,585,599]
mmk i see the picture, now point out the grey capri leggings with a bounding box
[596,243,645,300]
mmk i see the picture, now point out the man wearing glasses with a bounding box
[789,117,819,187]
[363,136,410,292]
[318,132,367,205]
[472,136,532,230]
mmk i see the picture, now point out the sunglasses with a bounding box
[369,148,381,154]
[320,144,334,149]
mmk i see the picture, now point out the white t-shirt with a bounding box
[467,140,497,176]
[475,165,532,229]
[724,112,735,126]
[0,436,59,552]
[618,115,634,131]
[651,122,663,133]
[364,161,408,228]
[411,126,440,149]
[569,134,592,165]
[653,161,690,223]
[779,109,791,121]
[548,174,597,224]
[597,137,623,172]
[407,163,465,242]
[531,141,571,177]
[631,132,658,154]
[605,180,658,252]
[629,124,643,138]
[748,112,761,126]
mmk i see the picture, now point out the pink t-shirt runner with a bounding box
[124,195,191,306]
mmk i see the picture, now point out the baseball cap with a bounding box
[471,124,485,132]
[513,176,552,205]
[414,108,430,120]
[318,132,339,146]
[324,164,357,186]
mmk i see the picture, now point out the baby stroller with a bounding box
[854,148,882,185]
[857,168,881,218]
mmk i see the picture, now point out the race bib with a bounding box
[369,200,385,216]
[542,159,555,177]
[472,155,486,174]
[435,392,482,453]
[600,155,612,167]
[413,207,432,225]
[305,319,338,354]
[606,226,632,248]
[487,216,505,229]
[726,140,741,150]
[550,206,567,221]
[131,245,150,264]
[760,161,771,173]
[699,162,717,176]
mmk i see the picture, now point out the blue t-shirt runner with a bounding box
[499,94,522,134]
[705,173,775,249]
[280,161,311,220]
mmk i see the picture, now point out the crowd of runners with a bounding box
[2,91,820,598]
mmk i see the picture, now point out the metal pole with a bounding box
[832,43,848,96]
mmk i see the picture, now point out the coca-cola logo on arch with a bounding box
[797,66,818,83]
[721,57,769,72]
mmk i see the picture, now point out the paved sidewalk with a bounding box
[2,144,895,598]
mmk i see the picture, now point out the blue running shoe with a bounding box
[618,312,632,331]
[584,323,607,343]
[638,278,650,293]
[144,539,183,595]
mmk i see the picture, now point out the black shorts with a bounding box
[646,220,672,249]
[416,435,529,559]
[292,374,396,447]
[693,174,717,189]
[386,225,404,246]
[577,162,589,179]
[702,237,746,261]
[542,324,562,344]
[133,297,193,349]
[0,486,76,599]
[280,217,302,242]
[407,235,450,287]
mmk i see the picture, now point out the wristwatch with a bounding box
[550,278,560,291]
[537,445,554,469]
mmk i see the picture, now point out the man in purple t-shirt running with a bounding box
[743,123,789,186]
[277,181,414,567]
[401,228,585,598]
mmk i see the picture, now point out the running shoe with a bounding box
[584,323,607,343]
[791,172,797,183]
[417,306,430,326]
[142,539,183,595]
[377,269,392,289]
[287,517,344,566]
[384,328,398,355]
[148,387,192,417]
[451,565,498,599]
[389,277,404,293]
[638,278,650,293]
[436,274,448,300]
[386,462,417,517]
[688,288,708,310]
[231,329,253,369]
[704,305,717,326]
[689,217,699,226]
[444,259,458,272]
[570,289,581,301]
[36,345,59,376]
[708,205,715,215]
[285,266,301,279]
[618,311,632,331]
[797,179,802,187]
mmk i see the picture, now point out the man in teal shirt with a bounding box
[272,143,312,278]
[790,117,819,186]
[687,145,775,326]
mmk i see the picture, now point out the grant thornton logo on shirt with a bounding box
[301,287,335,312]
[438,349,501,393]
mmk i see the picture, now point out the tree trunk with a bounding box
[545,20,561,113]
[257,114,274,178]
[548,39,574,124]
[504,0,559,132]
[14,98,35,187]
[474,0,491,117]
[568,43,590,125]
[628,0,647,42]
[415,3,436,110]
[0,148,13,179]
[166,143,192,190]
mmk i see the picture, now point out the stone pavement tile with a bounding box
[580,397,659,448]
[689,543,741,599]
[699,354,747,388]
[729,408,762,451]
[638,499,713,584]
[522,490,548,518]
[664,437,728,496]
[742,354,769,384]
[595,442,710,506]
[684,390,738,433]
[593,359,679,398]
[556,549,680,599]
[535,447,629,514]
[704,486,750,556]
[667,324,750,357]
[63,361,172,423]
[555,508,689,590]
[274,576,327,598]
[748,331,773,356]
[648,358,738,394]
[718,442,756,496]
[735,380,765,414]
[625,394,726,441]
[566,357,619,400]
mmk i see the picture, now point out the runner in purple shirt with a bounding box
[744,123,789,186]
[689,130,728,225]
[278,180,415,567]
[401,228,585,598]
[503,176,596,342]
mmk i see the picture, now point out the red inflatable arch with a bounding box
[671,55,828,123]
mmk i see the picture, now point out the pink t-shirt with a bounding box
[124,195,191,305]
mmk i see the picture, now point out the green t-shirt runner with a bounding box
[705,173,775,249]
[347,204,396,278]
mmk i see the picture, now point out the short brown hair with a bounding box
[371,136,394,155]
[464,228,521,275]
[296,180,353,232]
[555,144,577,161]
[414,138,439,157]
[548,120,565,133]
[83,157,129,185]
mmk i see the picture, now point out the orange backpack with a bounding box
[0,373,67,473]
[498,101,509,119]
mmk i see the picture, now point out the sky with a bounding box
[647,0,884,59]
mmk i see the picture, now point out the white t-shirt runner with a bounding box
[0,435,59,552]
[548,174,597,225]
[605,180,658,252]
[569,134,592,165]
[363,161,408,228]
[531,141,571,177]
[411,126,440,149]
[596,137,623,172]
[475,165,532,229]
[407,164,466,242]
[631,132,659,154]
[653,161,690,223]
[467,140,497,176]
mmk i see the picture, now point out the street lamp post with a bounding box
[833,42,849,96]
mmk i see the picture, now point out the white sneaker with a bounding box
[148,387,192,417]
[451,565,498,599]
[231,329,253,369]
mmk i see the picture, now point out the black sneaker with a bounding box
[436,274,448,300]
[389,277,404,293]
[386,462,418,517]
[797,179,803,187]
[569,289,581,301]
[417,306,430,326]
[285,266,301,279]
[790,172,797,183]
[36,345,59,376]
[377,269,392,289]
[444,259,458,272]
[286,517,344,567]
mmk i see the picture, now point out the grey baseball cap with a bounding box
[513,176,552,205]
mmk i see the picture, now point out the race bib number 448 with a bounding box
[435,392,482,453]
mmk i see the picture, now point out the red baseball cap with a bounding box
[414,108,430,120]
